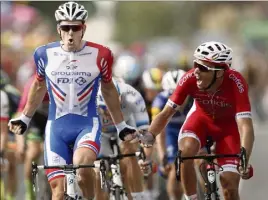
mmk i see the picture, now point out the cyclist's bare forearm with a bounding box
[156,130,166,162]
[148,105,176,137]
[143,146,154,160]
[23,79,47,117]
[101,81,124,124]
[0,121,8,152]
[237,118,255,161]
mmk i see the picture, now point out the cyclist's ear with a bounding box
[56,24,61,35]
[83,24,87,32]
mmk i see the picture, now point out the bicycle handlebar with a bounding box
[97,151,142,161]
[32,163,96,170]
[175,147,248,181]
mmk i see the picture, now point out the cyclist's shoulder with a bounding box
[85,41,112,54]
[225,68,248,93]
[177,68,196,87]
[34,41,61,55]
[226,68,247,81]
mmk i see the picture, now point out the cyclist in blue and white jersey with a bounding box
[8,2,136,200]
[95,78,149,200]
[151,70,193,200]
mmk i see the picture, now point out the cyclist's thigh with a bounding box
[74,126,102,157]
[44,121,72,182]
[178,111,207,148]
[120,140,138,154]
[166,126,179,163]
[215,122,240,174]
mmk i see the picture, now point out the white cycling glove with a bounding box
[8,114,32,135]
[116,121,137,141]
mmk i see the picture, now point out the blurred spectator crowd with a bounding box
[1,1,267,121]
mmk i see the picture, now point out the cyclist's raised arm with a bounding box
[98,47,124,125]
[22,47,48,118]
[9,46,47,136]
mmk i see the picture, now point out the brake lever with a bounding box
[138,146,146,161]
[99,159,107,189]
[174,150,183,181]
[240,147,247,172]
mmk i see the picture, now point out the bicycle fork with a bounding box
[65,171,83,199]
[205,164,220,200]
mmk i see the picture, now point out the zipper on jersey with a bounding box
[69,52,75,112]
[209,89,220,119]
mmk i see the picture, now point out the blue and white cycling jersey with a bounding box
[97,80,149,134]
[152,90,193,163]
[33,40,114,181]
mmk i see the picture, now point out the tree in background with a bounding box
[113,2,201,46]
[28,1,96,26]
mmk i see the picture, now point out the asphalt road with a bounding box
[239,120,268,200]
[12,119,268,200]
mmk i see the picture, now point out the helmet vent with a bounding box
[208,46,214,51]
[215,44,222,51]
[201,51,209,55]
[75,11,83,18]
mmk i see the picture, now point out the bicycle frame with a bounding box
[32,161,105,199]
[175,137,247,200]
[97,136,145,200]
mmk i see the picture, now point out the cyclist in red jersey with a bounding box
[123,41,255,200]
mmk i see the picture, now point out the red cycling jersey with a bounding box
[167,68,251,171]
[168,68,251,121]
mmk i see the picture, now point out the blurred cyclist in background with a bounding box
[152,69,193,200]
[141,68,164,120]
[95,78,149,200]
[0,70,21,200]
[15,75,49,200]
[1,81,10,200]
[112,52,143,90]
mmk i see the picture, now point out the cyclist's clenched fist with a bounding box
[8,114,31,135]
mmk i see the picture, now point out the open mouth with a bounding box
[68,38,74,44]
[197,79,203,86]
[195,76,203,86]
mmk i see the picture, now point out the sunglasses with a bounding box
[193,60,224,72]
[60,25,83,32]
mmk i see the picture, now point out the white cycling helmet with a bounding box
[113,53,141,84]
[162,69,186,91]
[194,41,233,68]
[55,1,88,22]
[142,68,164,90]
